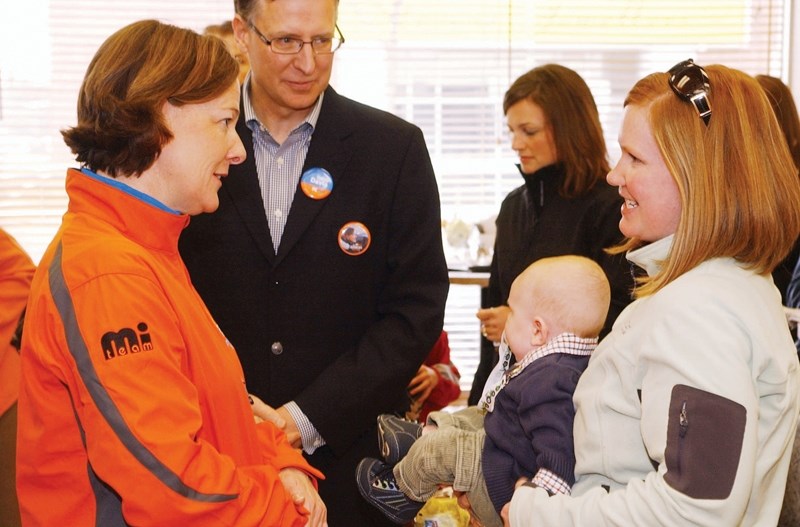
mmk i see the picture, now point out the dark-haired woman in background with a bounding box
[470,64,633,404]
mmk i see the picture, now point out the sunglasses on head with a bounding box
[668,59,712,126]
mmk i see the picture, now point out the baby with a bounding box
[357,255,611,526]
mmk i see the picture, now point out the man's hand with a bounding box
[249,394,286,428]
[279,467,327,526]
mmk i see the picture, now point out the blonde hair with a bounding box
[520,255,611,338]
[612,65,800,297]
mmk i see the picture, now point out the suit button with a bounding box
[271,342,283,355]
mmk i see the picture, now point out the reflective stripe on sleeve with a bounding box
[49,242,238,503]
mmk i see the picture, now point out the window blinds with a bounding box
[0,0,792,389]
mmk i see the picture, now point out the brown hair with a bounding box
[503,64,610,198]
[204,20,234,37]
[61,19,238,177]
[234,0,340,20]
[756,74,800,172]
[616,65,800,297]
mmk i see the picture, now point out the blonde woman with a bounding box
[506,61,800,526]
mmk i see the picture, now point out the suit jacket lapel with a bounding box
[224,114,277,264]
[274,87,354,266]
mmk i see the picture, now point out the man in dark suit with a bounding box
[179,0,449,524]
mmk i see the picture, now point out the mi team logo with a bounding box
[100,322,154,360]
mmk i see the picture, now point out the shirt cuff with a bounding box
[529,468,571,496]
[284,401,326,455]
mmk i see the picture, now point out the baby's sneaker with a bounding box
[356,457,424,524]
[377,413,423,464]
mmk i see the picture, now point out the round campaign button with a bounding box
[338,221,371,256]
[300,167,334,200]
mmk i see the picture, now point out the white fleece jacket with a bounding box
[509,235,799,526]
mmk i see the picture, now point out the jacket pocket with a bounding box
[663,384,746,499]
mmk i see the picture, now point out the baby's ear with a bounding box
[530,316,548,346]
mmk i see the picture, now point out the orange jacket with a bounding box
[17,169,323,526]
[0,227,34,415]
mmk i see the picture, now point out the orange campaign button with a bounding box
[338,222,371,256]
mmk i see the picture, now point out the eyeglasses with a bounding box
[668,59,712,126]
[247,21,345,55]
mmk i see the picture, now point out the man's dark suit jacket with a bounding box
[179,86,449,525]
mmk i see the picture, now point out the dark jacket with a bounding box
[488,164,631,331]
[482,352,589,513]
[469,164,634,405]
[179,86,449,525]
